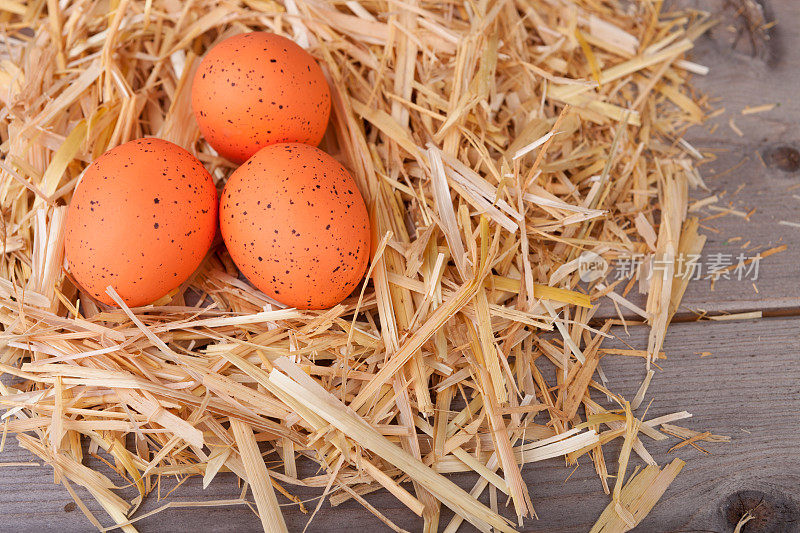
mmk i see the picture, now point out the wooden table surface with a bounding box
[3,1,800,531]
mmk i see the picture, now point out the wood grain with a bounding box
[1,317,798,532]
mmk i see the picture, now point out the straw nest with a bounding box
[0,1,718,531]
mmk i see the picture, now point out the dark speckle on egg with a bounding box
[219,143,371,310]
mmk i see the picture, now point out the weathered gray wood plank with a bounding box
[595,0,800,319]
[684,1,800,311]
[676,0,800,315]
[2,317,798,532]
[672,0,800,312]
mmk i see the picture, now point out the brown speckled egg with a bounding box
[220,143,371,309]
[191,32,331,164]
[65,138,218,307]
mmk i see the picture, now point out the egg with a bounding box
[220,143,370,309]
[191,32,331,164]
[65,138,218,307]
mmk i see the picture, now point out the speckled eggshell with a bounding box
[220,143,371,309]
[65,138,218,307]
[191,32,331,164]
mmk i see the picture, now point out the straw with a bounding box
[0,1,730,530]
